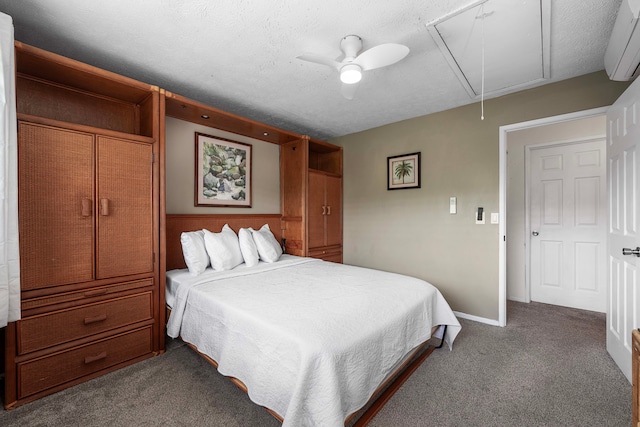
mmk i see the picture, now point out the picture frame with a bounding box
[387,152,421,190]
[195,132,252,207]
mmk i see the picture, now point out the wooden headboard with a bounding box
[165,214,283,271]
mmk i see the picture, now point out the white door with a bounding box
[529,139,607,312]
[607,79,640,383]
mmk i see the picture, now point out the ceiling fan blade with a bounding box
[297,53,341,70]
[354,43,410,71]
[340,82,359,100]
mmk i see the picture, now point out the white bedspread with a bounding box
[167,255,461,427]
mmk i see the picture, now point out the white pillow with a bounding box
[180,230,209,276]
[238,227,259,267]
[203,224,244,271]
[252,224,282,263]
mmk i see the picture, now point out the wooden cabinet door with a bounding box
[325,175,342,247]
[308,171,342,250]
[96,136,153,279]
[18,123,95,290]
[307,171,325,249]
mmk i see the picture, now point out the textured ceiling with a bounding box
[0,0,624,140]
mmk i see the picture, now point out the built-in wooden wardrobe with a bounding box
[4,43,163,408]
[281,137,343,262]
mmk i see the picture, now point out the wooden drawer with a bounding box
[308,246,342,263]
[21,278,154,315]
[17,292,153,354]
[18,326,152,399]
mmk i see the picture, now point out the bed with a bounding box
[165,214,461,426]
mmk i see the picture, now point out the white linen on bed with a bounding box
[165,260,261,310]
[167,255,461,427]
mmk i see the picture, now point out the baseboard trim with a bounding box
[454,311,502,327]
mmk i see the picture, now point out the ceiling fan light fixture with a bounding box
[340,64,362,84]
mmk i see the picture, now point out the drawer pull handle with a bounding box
[84,314,107,325]
[84,351,107,364]
[83,288,107,297]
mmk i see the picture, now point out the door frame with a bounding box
[498,106,608,326]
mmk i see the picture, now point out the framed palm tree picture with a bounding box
[387,152,421,190]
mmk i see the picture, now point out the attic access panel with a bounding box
[427,0,550,98]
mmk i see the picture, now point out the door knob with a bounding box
[532,231,539,236]
[622,247,640,257]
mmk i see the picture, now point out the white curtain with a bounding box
[0,12,20,328]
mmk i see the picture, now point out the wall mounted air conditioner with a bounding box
[605,0,640,81]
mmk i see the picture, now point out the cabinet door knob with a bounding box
[81,198,92,217]
[100,198,110,216]
[322,206,326,215]
[327,206,331,215]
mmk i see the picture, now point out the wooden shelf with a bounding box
[308,137,342,175]
[16,42,155,103]
[15,42,158,137]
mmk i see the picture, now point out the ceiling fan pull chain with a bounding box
[480,3,486,121]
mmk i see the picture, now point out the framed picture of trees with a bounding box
[195,132,252,207]
[387,152,421,190]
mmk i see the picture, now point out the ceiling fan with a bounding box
[297,35,410,100]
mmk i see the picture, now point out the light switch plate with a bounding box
[491,212,499,224]
[449,197,457,214]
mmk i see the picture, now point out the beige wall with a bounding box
[165,116,280,214]
[330,71,629,321]
[506,114,606,303]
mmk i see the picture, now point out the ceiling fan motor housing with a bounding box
[340,35,363,61]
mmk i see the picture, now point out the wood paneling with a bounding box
[17,77,141,135]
